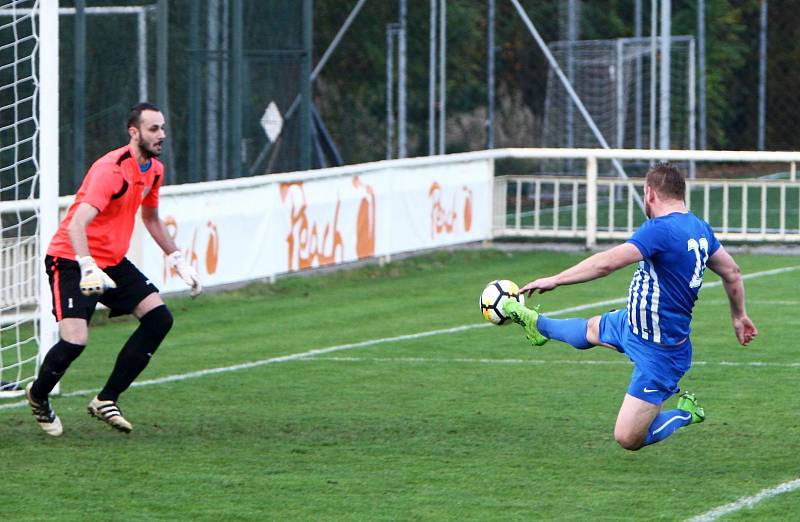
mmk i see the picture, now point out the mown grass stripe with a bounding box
[1,264,797,412]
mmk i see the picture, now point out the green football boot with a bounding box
[502,299,549,347]
[676,391,705,424]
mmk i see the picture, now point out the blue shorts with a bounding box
[599,309,692,405]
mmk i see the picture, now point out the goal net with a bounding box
[541,36,695,176]
[0,0,58,398]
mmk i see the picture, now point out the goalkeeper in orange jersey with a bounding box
[25,103,201,436]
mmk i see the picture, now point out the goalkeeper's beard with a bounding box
[140,138,163,159]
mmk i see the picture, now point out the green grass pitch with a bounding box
[2,248,799,521]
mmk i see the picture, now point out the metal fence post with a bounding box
[757,0,768,151]
[659,0,672,151]
[73,0,85,191]
[230,0,244,177]
[492,166,506,238]
[486,0,495,150]
[188,0,200,182]
[586,157,598,248]
[156,0,171,181]
[300,0,312,170]
[398,0,407,158]
[386,24,396,159]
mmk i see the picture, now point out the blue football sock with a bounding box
[536,316,593,349]
[643,409,693,446]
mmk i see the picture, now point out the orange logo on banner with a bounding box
[280,181,344,271]
[163,216,219,282]
[353,176,376,259]
[205,221,219,274]
[429,182,473,238]
[462,187,473,232]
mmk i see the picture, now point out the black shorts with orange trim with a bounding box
[45,255,159,322]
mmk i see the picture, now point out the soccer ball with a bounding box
[480,280,525,325]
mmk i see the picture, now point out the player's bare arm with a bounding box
[706,246,757,346]
[520,243,643,296]
[142,205,202,297]
[66,202,99,258]
[141,205,178,255]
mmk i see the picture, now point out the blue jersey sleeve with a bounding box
[626,219,668,259]
[705,223,721,256]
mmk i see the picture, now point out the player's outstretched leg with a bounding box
[25,382,63,437]
[643,392,705,446]
[502,300,548,346]
[88,397,133,433]
[536,315,594,350]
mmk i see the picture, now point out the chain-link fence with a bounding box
[4,0,798,192]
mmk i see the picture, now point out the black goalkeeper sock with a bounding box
[98,305,173,402]
[31,339,85,399]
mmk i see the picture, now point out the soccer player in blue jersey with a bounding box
[503,163,757,451]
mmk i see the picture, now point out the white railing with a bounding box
[495,169,800,246]
[0,237,38,310]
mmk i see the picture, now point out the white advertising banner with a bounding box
[131,157,493,293]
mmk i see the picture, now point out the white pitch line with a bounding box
[0,324,481,411]
[702,299,800,306]
[1,264,798,413]
[303,356,628,366]
[300,356,800,369]
[685,478,800,522]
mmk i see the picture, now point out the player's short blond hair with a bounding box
[645,162,685,201]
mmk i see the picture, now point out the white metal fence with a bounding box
[495,175,800,244]
[0,236,38,310]
[494,157,800,246]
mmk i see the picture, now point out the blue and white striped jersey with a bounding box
[625,211,721,345]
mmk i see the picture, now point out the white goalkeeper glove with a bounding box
[167,251,202,298]
[76,255,117,296]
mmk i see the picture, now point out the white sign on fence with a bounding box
[132,158,493,293]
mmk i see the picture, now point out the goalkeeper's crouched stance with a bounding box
[25,103,202,437]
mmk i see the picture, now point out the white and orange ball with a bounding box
[480,279,524,325]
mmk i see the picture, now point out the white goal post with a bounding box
[0,0,58,397]
[38,0,59,394]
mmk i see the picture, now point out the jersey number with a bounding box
[687,238,709,288]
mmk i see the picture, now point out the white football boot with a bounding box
[88,396,133,433]
[25,382,64,437]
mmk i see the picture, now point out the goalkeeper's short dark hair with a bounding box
[127,102,161,130]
